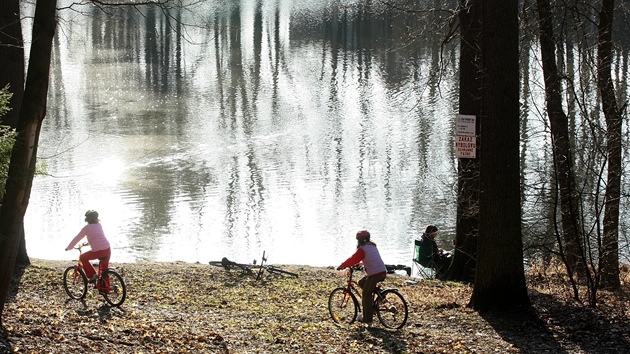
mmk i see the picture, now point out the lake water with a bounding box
[22,1,630,267]
[24,0,462,267]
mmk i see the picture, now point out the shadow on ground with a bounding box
[481,290,630,353]
[1,262,29,354]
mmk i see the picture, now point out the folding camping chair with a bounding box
[412,238,438,279]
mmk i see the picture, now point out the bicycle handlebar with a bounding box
[336,265,364,273]
[73,242,89,251]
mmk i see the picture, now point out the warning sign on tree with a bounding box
[455,114,476,159]
[456,135,476,158]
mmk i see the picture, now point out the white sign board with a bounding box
[456,114,476,136]
[456,135,476,158]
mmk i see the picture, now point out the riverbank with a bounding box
[1,259,629,353]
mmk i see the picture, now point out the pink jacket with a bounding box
[66,223,110,251]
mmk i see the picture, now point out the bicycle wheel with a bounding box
[375,289,408,329]
[101,270,127,307]
[266,265,298,277]
[63,266,87,300]
[209,261,228,269]
[209,260,257,275]
[328,287,359,324]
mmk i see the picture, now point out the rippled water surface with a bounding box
[26,1,465,266]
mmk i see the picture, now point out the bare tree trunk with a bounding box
[535,0,588,285]
[16,223,29,266]
[468,0,529,311]
[0,0,24,128]
[452,0,481,282]
[597,0,621,289]
[0,0,30,267]
[0,0,57,325]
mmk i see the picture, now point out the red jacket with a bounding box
[339,243,387,276]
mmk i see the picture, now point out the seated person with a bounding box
[420,224,452,277]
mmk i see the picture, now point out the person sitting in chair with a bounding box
[421,225,452,278]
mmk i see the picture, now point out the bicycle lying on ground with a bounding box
[328,265,408,329]
[209,251,298,280]
[62,243,127,307]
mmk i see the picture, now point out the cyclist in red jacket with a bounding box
[337,230,387,325]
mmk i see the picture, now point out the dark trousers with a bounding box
[435,254,452,278]
[358,273,386,323]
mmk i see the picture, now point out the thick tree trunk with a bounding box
[597,0,621,289]
[467,0,529,311]
[451,0,481,282]
[535,0,587,282]
[0,0,57,325]
[16,222,30,266]
[0,0,24,128]
[1,1,31,267]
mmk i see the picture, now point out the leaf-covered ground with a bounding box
[1,259,629,353]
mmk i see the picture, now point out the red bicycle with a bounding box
[328,266,408,329]
[62,243,127,307]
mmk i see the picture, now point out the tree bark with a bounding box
[0,0,31,267]
[535,0,587,282]
[597,0,621,289]
[0,0,24,128]
[16,222,29,266]
[0,0,57,325]
[468,0,529,311]
[452,0,481,282]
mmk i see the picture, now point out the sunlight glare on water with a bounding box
[25,0,462,267]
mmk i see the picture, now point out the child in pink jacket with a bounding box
[65,210,111,283]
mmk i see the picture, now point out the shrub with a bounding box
[0,85,16,199]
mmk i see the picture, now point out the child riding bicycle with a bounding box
[65,210,111,284]
[337,230,387,325]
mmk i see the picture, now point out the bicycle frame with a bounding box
[70,243,88,278]
[72,243,110,293]
[342,267,382,310]
[329,266,408,329]
[209,251,299,280]
[343,268,362,298]
[64,243,127,306]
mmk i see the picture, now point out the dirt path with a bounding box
[1,259,629,353]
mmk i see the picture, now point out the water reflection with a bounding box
[27,0,460,266]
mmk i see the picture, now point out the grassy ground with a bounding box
[1,259,629,353]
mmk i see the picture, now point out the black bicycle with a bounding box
[328,266,408,329]
[209,251,298,279]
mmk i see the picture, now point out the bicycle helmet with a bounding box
[84,210,99,223]
[356,230,370,240]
